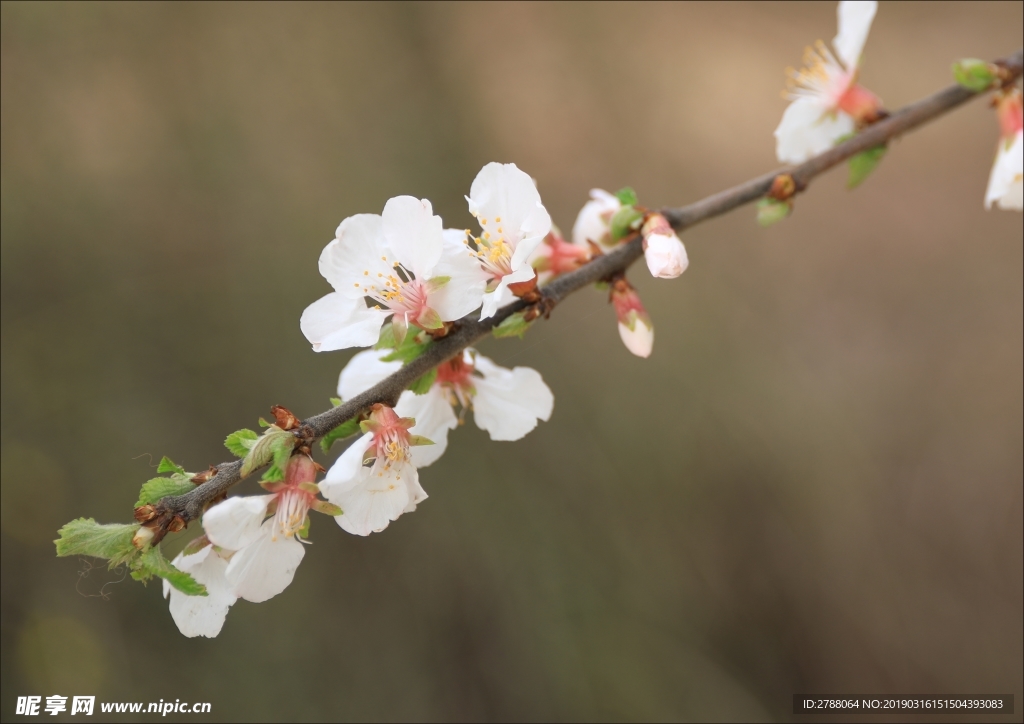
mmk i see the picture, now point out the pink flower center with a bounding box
[997,91,1023,139]
[368,404,413,477]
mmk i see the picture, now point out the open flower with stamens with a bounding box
[572,188,622,252]
[774,1,882,164]
[163,545,236,638]
[611,276,654,358]
[985,89,1023,211]
[321,403,433,536]
[301,196,487,350]
[339,348,554,445]
[464,163,552,318]
[202,455,339,603]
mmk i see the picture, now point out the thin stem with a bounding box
[157,48,1023,526]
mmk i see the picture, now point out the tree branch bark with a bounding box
[156,47,1023,526]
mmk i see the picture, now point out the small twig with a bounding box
[155,47,1023,528]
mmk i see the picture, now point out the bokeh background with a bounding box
[2,2,1022,722]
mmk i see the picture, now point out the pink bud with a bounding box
[641,214,688,279]
[997,89,1023,140]
[610,277,654,358]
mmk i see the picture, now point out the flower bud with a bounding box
[610,277,654,358]
[572,189,621,250]
[952,58,998,92]
[132,525,155,550]
[641,214,688,279]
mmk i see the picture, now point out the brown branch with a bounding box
[155,47,1023,527]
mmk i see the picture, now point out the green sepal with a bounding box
[329,397,342,407]
[135,475,194,507]
[55,518,140,568]
[594,281,610,291]
[311,500,343,517]
[408,435,435,447]
[297,516,311,539]
[261,464,285,483]
[320,417,362,454]
[359,420,375,434]
[416,307,444,330]
[609,206,644,242]
[408,367,438,395]
[847,144,888,189]
[493,311,531,339]
[614,187,639,206]
[426,275,451,291]
[224,428,259,458]
[952,58,997,92]
[132,545,207,596]
[157,457,185,475]
[756,198,792,227]
[181,535,211,557]
[374,323,398,350]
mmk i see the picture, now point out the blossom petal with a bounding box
[381,196,444,279]
[618,319,654,358]
[429,230,489,321]
[833,0,877,70]
[402,465,428,514]
[318,214,393,298]
[986,131,1024,211]
[338,350,402,401]
[774,97,855,164]
[322,432,374,498]
[224,522,305,603]
[330,464,413,536]
[165,548,236,638]
[572,189,621,250]
[472,355,554,441]
[396,388,457,468]
[203,495,272,551]
[644,233,689,279]
[467,162,551,266]
[480,263,534,320]
[300,293,389,352]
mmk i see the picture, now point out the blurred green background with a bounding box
[2,2,1021,722]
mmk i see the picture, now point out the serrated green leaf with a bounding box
[614,187,639,206]
[134,546,207,595]
[329,397,342,407]
[55,518,140,567]
[756,198,792,227]
[135,476,194,507]
[952,59,997,92]
[224,428,259,458]
[240,428,296,478]
[609,206,644,242]
[157,456,185,475]
[493,311,532,339]
[408,367,438,395]
[847,144,887,189]
[320,417,362,454]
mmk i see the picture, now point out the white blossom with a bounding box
[774,1,881,164]
[163,546,236,638]
[464,163,552,319]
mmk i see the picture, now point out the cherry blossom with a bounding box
[163,545,236,638]
[202,455,338,603]
[338,348,554,445]
[986,89,1023,211]
[571,189,622,252]
[641,213,688,280]
[610,277,654,358]
[464,163,552,318]
[775,1,882,164]
[301,196,487,350]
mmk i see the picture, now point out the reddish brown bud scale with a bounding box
[271,405,300,430]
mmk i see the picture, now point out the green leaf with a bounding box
[493,311,532,339]
[55,518,140,567]
[240,427,296,478]
[609,206,644,242]
[135,476,194,507]
[329,397,342,407]
[374,323,397,350]
[257,417,271,428]
[847,144,888,189]
[133,546,206,595]
[320,417,362,454]
[408,367,438,395]
[224,428,259,458]
[261,464,285,483]
[756,198,792,227]
[952,58,997,92]
[380,337,431,364]
[157,456,185,475]
[614,187,639,206]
